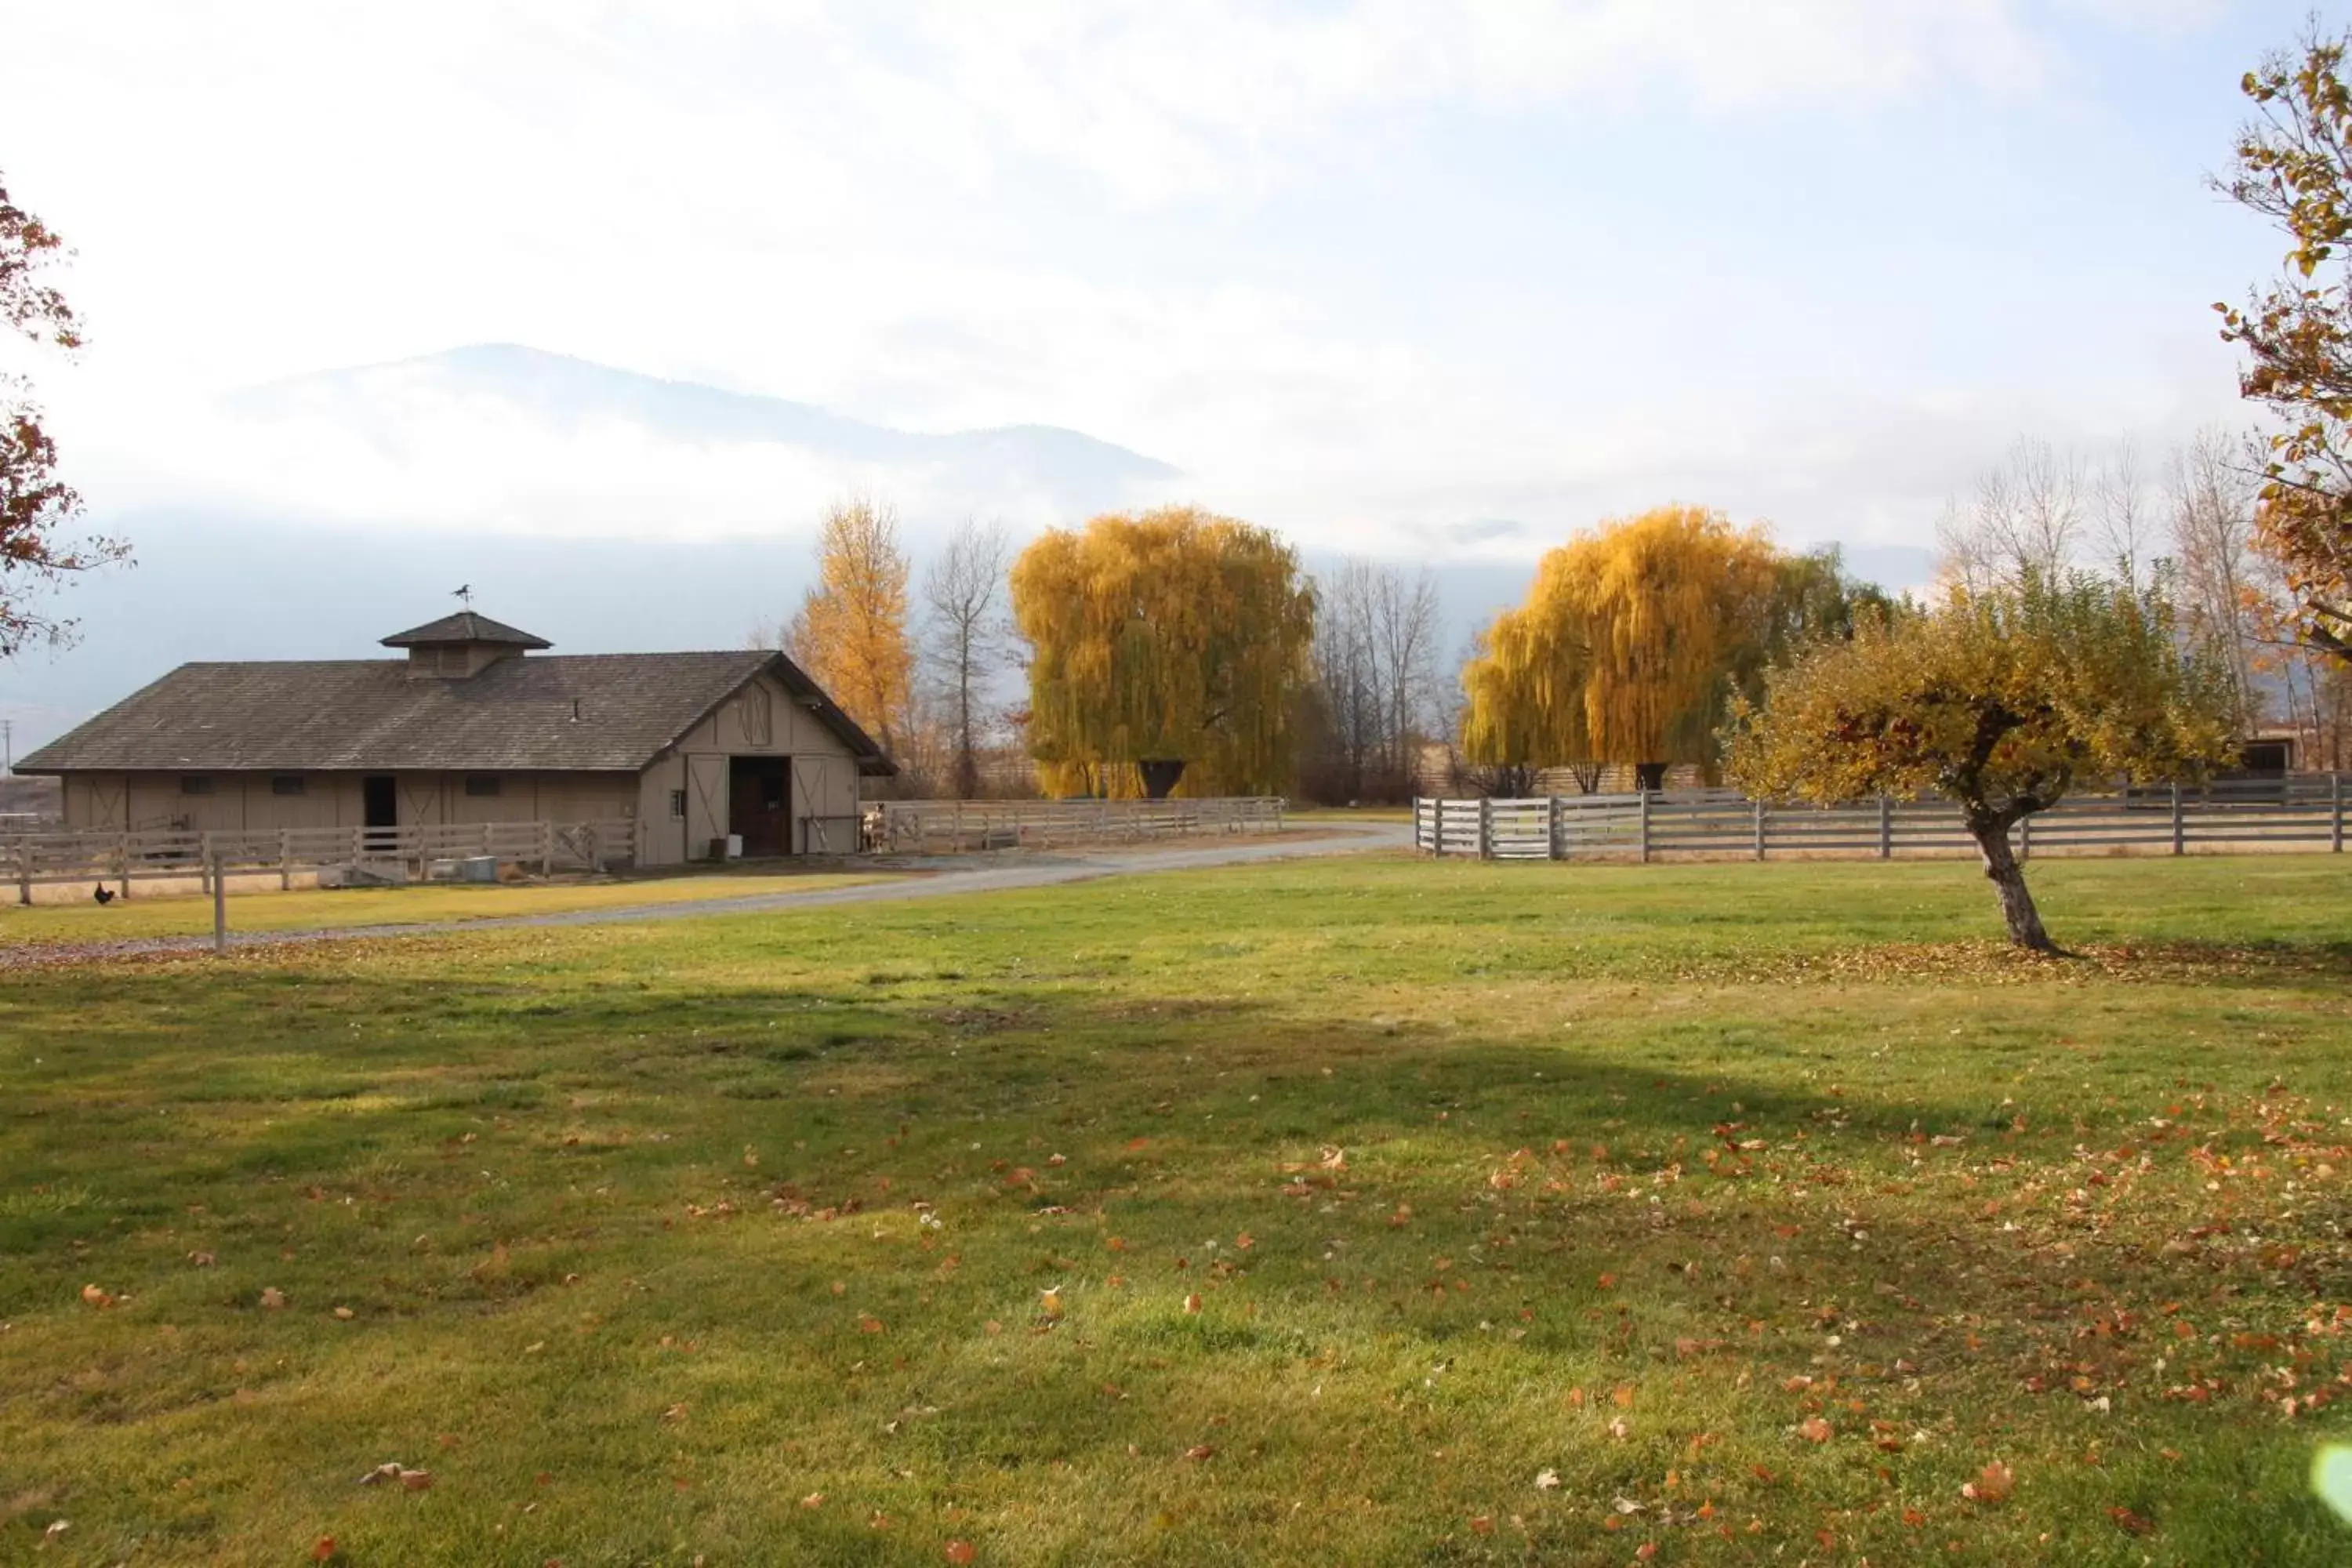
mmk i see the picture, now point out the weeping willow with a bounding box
[1461,506,1784,784]
[1011,506,1316,797]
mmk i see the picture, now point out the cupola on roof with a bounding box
[379,611,552,650]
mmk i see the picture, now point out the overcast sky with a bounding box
[0,1,2315,567]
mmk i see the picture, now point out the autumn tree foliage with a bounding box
[1459,506,1867,791]
[2215,19,2352,667]
[1726,574,2234,953]
[786,496,915,757]
[2,169,127,656]
[1009,506,1315,799]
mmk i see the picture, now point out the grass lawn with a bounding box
[3,854,2351,1565]
[0,869,890,948]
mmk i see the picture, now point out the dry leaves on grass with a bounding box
[944,1544,977,1564]
[356,1462,431,1490]
[1962,1461,2015,1503]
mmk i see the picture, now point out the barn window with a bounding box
[180,775,214,796]
[669,788,688,819]
[464,775,503,798]
[271,775,306,797]
[741,684,773,747]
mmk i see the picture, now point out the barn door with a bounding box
[684,753,728,857]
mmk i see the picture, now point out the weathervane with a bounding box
[453,583,474,608]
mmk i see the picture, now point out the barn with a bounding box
[13,611,895,865]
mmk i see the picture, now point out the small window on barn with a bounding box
[180,775,214,797]
[464,775,503,798]
[669,788,688,819]
[270,774,306,797]
[741,684,773,747]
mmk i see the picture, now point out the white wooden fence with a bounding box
[1415,776,2349,862]
[872,797,1285,855]
[5,817,642,903]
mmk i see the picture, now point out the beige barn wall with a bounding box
[634,670,864,865]
[57,771,636,833]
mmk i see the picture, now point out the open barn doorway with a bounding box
[728,756,791,857]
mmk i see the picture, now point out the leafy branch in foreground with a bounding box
[0,169,128,655]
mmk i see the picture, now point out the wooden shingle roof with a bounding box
[16,651,896,776]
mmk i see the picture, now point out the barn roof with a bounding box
[16,650,897,777]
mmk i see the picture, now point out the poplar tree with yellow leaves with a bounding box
[1459,505,1793,790]
[786,497,915,759]
[1010,506,1316,798]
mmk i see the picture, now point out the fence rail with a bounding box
[5,817,642,902]
[1415,775,2349,862]
[871,797,1285,855]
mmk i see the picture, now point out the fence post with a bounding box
[198,831,213,895]
[211,847,227,956]
[1477,797,1492,858]
[1638,789,1652,864]
[13,837,28,906]
[1548,796,1563,861]
[1878,796,1892,860]
[1432,799,1445,856]
[2172,782,2185,856]
[279,829,292,891]
[2335,773,2344,854]
[1753,798,1766,862]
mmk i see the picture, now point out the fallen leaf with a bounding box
[944,1543,977,1564]
[1962,1461,2015,1503]
[260,1287,287,1311]
[333,1306,355,1321]
[1607,1419,1630,1440]
[1468,1515,1494,1535]
[1184,1444,1216,1461]
[44,1520,68,1538]
[1039,1289,1063,1319]
[2111,1506,2154,1536]
[858,1316,885,1334]
[189,1251,216,1268]
[800,1492,826,1509]
[1183,1294,1203,1314]
[1799,1417,1834,1443]
[1534,1469,1561,1491]
[400,1470,433,1492]
[311,1536,336,1562]
[79,1283,113,1308]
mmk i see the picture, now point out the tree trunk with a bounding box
[1633,761,1669,793]
[1138,759,1186,800]
[1969,815,2057,953]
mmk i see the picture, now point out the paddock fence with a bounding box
[1414,776,2348,863]
[5,817,643,903]
[870,796,1285,855]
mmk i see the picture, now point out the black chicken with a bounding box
[93,884,114,906]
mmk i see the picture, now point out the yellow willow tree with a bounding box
[1460,506,1783,789]
[789,497,915,757]
[1011,506,1316,798]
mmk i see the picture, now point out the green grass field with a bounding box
[0,869,887,948]
[4,854,2350,1565]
